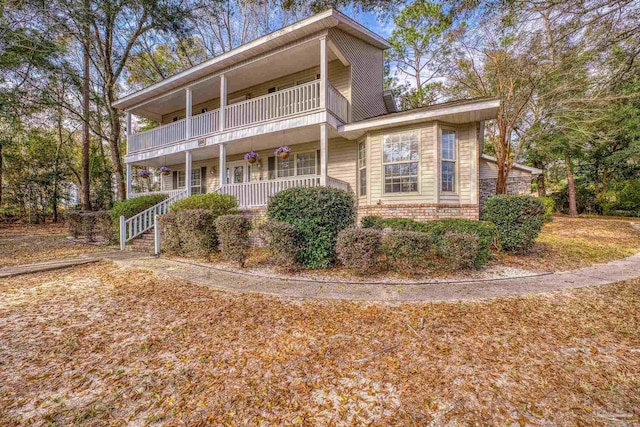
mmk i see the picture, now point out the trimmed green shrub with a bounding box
[540,196,555,222]
[109,194,168,240]
[267,187,356,268]
[379,217,497,267]
[382,230,432,273]
[336,228,383,274]
[169,193,238,216]
[259,219,300,272]
[440,231,480,270]
[360,215,386,230]
[215,214,251,267]
[159,210,218,257]
[159,212,181,254]
[482,195,545,253]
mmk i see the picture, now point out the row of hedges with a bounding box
[362,216,498,266]
[336,228,481,275]
[65,210,111,242]
[159,194,239,257]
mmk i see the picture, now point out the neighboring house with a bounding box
[114,8,534,237]
[479,155,542,209]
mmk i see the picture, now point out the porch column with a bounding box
[126,163,132,199]
[219,143,227,186]
[219,74,227,131]
[185,150,192,196]
[185,87,192,139]
[320,123,328,186]
[319,37,328,109]
[125,111,132,152]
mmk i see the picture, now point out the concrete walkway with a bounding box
[103,252,640,302]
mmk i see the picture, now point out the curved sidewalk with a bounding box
[107,252,640,302]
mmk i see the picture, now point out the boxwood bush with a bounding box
[169,193,238,216]
[259,219,301,272]
[382,230,433,273]
[370,217,497,267]
[215,214,251,267]
[440,231,480,270]
[336,228,383,274]
[482,195,545,253]
[159,210,218,257]
[360,215,386,230]
[109,194,168,241]
[267,187,356,268]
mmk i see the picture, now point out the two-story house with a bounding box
[114,9,539,248]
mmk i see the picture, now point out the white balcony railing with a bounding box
[225,80,321,129]
[327,84,349,123]
[191,109,220,138]
[127,80,349,154]
[129,189,185,199]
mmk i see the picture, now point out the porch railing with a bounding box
[129,189,185,199]
[327,84,349,123]
[119,189,188,250]
[220,176,321,208]
[224,80,321,129]
[128,118,186,153]
[191,109,220,138]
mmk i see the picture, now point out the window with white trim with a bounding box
[277,151,317,178]
[177,169,202,190]
[383,131,419,193]
[177,171,186,188]
[358,141,366,196]
[441,130,456,192]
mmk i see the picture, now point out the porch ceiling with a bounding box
[130,124,339,168]
[129,39,340,121]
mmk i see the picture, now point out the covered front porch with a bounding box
[125,124,353,208]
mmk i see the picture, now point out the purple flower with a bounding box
[159,166,171,174]
[274,146,291,156]
[244,151,259,161]
[138,170,152,178]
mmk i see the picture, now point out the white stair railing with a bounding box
[119,189,188,250]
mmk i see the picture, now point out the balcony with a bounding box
[127,80,349,154]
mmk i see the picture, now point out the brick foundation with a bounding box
[357,203,479,223]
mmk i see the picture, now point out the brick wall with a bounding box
[479,177,533,210]
[239,207,267,247]
[357,203,479,223]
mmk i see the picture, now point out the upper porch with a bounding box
[123,35,353,159]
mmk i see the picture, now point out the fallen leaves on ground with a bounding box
[0,223,107,267]
[499,216,640,272]
[0,262,638,426]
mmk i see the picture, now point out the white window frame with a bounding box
[177,169,202,192]
[440,129,457,193]
[382,130,420,194]
[358,140,366,197]
[276,150,318,178]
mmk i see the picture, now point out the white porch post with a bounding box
[219,143,227,186]
[185,88,192,139]
[126,163,132,199]
[319,37,328,109]
[219,74,227,131]
[320,123,328,186]
[185,150,192,196]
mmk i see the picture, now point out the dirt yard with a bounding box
[0,261,638,426]
[0,223,107,267]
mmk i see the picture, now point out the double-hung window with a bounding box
[177,169,202,193]
[441,130,456,192]
[358,141,366,196]
[383,131,419,193]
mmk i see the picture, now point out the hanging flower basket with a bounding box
[159,166,171,176]
[138,170,152,179]
[244,151,259,164]
[275,145,291,159]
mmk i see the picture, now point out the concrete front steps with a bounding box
[126,231,155,253]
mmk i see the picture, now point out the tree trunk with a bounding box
[537,173,546,197]
[565,151,578,217]
[495,155,509,194]
[109,108,126,201]
[0,143,3,206]
[81,0,91,211]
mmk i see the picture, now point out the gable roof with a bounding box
[480,154,543,175]
[113,9,389,111]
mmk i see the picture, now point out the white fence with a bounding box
[128,119,186,153]
[191,109,220,138]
